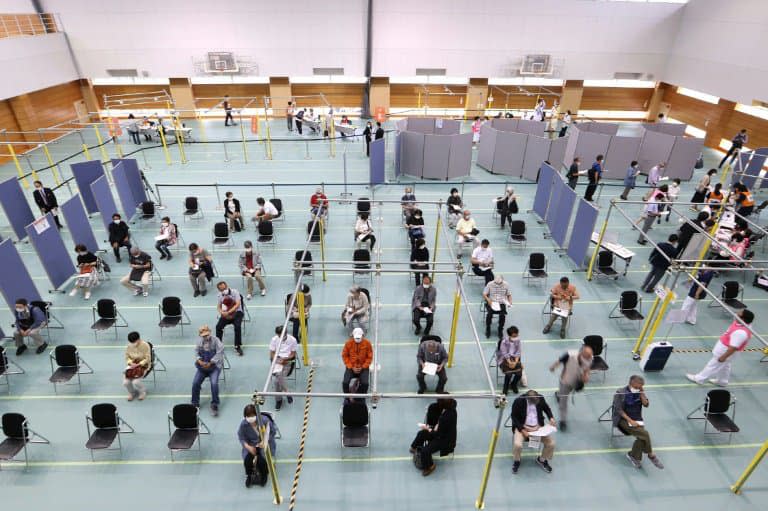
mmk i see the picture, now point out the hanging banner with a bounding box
[374,106,386,123]
[250,116,259,135]
[108,117,123,137]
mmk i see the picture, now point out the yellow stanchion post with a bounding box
[7,144,30,188]
[114,138,124,158]
[720,163,731,186]
[475,402,505,510]
[173,119,187,164]
[731,438,768,494]
[196,111,207,143]
[632,296,661,356]
[93,126,109,163]
[42,145,61,185]
[319,219,327,282]
[430,214,442,283]
[463,91,471,120]
[586,216,610,280]
[157,125,172,165]
[239,114,249,164]
[298,291,309,365]
[447,288,461,368]
[254,400,282,505]
[82,143,91,160]
[638,288,676,357]
[688,205,726,277]
[264,115,273,160]
[329,119,336,158]
[417,91,422,109]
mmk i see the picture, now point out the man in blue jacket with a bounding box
[13,298,48,355]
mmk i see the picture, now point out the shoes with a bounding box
[559,421,567,432]
[246,294,252,300]
[686,374,703,385]
[194,290,201,297]
[422,464,437,477]
[201,290,207,296]
[542,326,551,334]
[536,457,552,473]
[261,289,267,297]
[512,461,520,474]
[648,454,664,469]
[138,391,147,401]
[142,292,149,297]
[245,474,253,488]
[559,329,566,339]
[417,388,425,395]
[409,447,417,454]
[626,452,642,469]
[16,345,27,356]
[84,291,91,300]
[127,393,136,401]
[708,379,727,387]
[116,256,122,263]
[159,254,166,260]
[35,343,48,354]
[414,326,422,336]
[484,329,491,338]
[167,254,173,261]
[235,346,244,356]
[133,288,142,296]
[287,396,293,404]
[69,288,78,297]
[211,405,219,417]
[510,386,519,394]
[275,400,283,410]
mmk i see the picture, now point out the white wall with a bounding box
[664,0,768,104]
[2,0,35,13]
[0,33,79,99]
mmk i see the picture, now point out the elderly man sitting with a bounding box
[612,375,664,470]
[455,210,479,255]
[416,335,448,394]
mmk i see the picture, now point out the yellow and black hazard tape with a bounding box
[288,364,315,511]
[673,347,766,354]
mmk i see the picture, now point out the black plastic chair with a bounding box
[29,300,63,338]
[85,403,135,460]
[139,201,156,223]
[353,249,372,282]
[583,335,608,381]
[271,198,284,222]
[158,296,191,338]
[307,220,323,243]
[183,196,203,221]
[294,250,314,281]
[0,346,24,395]
[0,413,49,469]
[212,222,233,249]
[709,281,746,312]
[49,345,93,393]
[609,291,644,327]
[167,404,210,461]
[91,298,128,342]
[594,250,619,280]
[508,220,527,248]
[257,220,277,248]
[687,389,739,443]
[146,341,167,387]
[523,252,548,286]
[339,400,370,448]
[356,197,371,215]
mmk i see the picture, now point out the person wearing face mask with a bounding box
[108,213,131,262]
[549,345,593,431]
[612,375,664,470]
[32,180,62,229]
[237,403,277,488]
[191,324,224,417]
[223,191,243,232]
[410,238,430,287]
[363,121,373,157]
[13,298,48,356]
[410,397,457,476]
[238,241,267,299]
[687,308,754,387]
[120,246,152,297]
[215,281,245,356]
[495,187,519,228]
[401,187,417,222]
[123,331,150,401]
[309,187,329,218]
[412,275,436,336]
[482,275,512,339]
[341,327,372,397]
[342,285,370,335]
[416,335,448,394]
[188,243,213,297]
[269,326,297,410]
[405,208,425,247]
[543,277,580,339]
[154,216,177,260]
[286,284,312,341]
[70,243,98,300]
[471,239,495,285]
[510,390,556,474]
[497,326,523,395]
[354,211,376,249]
[455,209,479,255]
[446,188,463,228]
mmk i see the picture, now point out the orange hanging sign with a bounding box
[108,117,122,137]
[250,116,259,135]
[374,106,386,123]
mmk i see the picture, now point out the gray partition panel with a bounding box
[492,131,527,177]
[533,164,555,219]
[566,200,599,269]
[394,133,402,177]
[422,135,452,180]
[522,136,552,181]
[71,160,105,214]
[476,125,497,170]
[491,118,519,132]
[370,138,386,185]
[447,133,473,179]
[516,119,547,137]
[638,129,675,172]
[0,177,36,241]
[25,213,75,291]
[401,131,425,177]
[604,136,642,180]
[91,175,121,235]
[645,123,687,136]
[563,128,580,168]
[406,118,435,134]
[0,239,41,313]
[666,137,703,181]
[545,177,565,227]
[550,184,577,248]
[60,195,99,253]
[574,131,611,166]
[111,158,147,206]
[435,119,461,135]
[548,136,568,172]
[589,123,619,136]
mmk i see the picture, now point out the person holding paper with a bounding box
[223,191,243,232]
[154,216,177,260]
[640,234,678,293]
[341,328,372,397]
[70,244,99,300]
[613,375,664,470]
[446,188,463,228]
[687,309,754,387]
[678,269,715,325]
[636,188,667,245]
[286,284,312,341]
[191,325,223,417]
[411,276,436,336]
[354,211,376,249]
[120,247,152,297]
[405,208,425,247]
[410,238,430,287]
[619,161,640,200]
[400,186,417,222]
[644,162,665,199]
[471,239,495,284]
[497,326,523,395]
[416,336,448,394]
[238,240,267,299]
[342,285,370,335]
[253,197,278,224]
[188,243,213,297]
[269,326,297,410]
[543,277,580,339]
[566,157,581,190]
[32,180,62,229]
[410,398,457,476]
[456,210,480,255]
[510,390,556,474]
[583,155,603,202]
[482,275,512,339]
[495,187,519,229]
[215,281,245,356]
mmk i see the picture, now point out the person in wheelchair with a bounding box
[409,397,457,477]
[269,326,297,410]
[612,375,664,470]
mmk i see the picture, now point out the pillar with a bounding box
[704,99,736,149]
[646,82,671,122]
[8,94,39,143]
[78,79,100,122]
[269,77,292,117]
[466,78,488,119]
[368,77,390,119]
[169,78,196,118]
[559,80,584,115]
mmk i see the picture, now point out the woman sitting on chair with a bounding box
[405,208,425,247]
[237,404,277,488]
[354,212,376,249]
[70,244,99,300]
[409,397,458,477]
[446,188,463,228]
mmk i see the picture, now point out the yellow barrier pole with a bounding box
[239,112,249,164]
[417,91,422,109]
[319,218,327,282]
[731,438,768,494]
[329,118,336,158]
[298,291,309,365]
[93,126,109,163]
[688,207,726,277]
[196,110,207,143]
[719,162,731,186]
[7,144,30,188]
[430,213,442,283]
[265,115,273,160]
[475,401,505,510]
[254,400,283,505]
[463,91,471,120]
[23,153,40,182]
[586,218,610,281]
[157,124,172,165]
[41,144,61,185]
[447,286,461,368]
[114,137,124,158]
[638,288,676,357]
[632,295,661,356]
[173,118,188,164]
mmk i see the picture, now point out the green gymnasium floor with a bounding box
[0,119,766,511]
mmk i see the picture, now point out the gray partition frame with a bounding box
[492,131,527,177]
[566,200,599,268]
[548,136,568,173]
[532,163,556,220]
[60,195,99,253]
[401,131,426,177]
[406,118,435,134]
[25,212,76,292]
[574,131,611,168]
[0,177,36,241]
[422,135,453,180]
[447,133,473,179]
[516,119,547,137]
[665,136,704,181]
[550,185,577,247]
[562,127,580,168]
[90,175,121,236]
[71,160,106,214]
[603,136,643,180]
[638,129,675,173]
[490,118,519,132]
[522,136,552,181]
[476,125,497,170]
[0,239,42,313]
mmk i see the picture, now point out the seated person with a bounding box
[70,244,99,300]
[482,275,512,339]
[733,183,755,217]
[416,335,448,394]
[253,197,278,223]
[612,375,664,470]
[354,212,376,249]
[410,238,430,287]
[123,331,150,401]
[341,328,372,396]
[342,285,370,335]
[120,247,152,297]
[405,208,425,247]
[191,325,224,417]
[286,285,312,340]
[470,239,495,284]
[237,404,277,488]
[497,326,522,395]
[13,298,48,355]
[238,241,267,299]
[188,243,213,297]
[401,186,417,221]
[455,210,479,252]
[510,390,556,474]
[543,277,579,339]
[108,213,131,262]
[155,216,177,260]
[409,397,458,476]
[711,232,747,264]
[215,281,245,356]
[446,188,463,228]
[412,276,436,336]
[269,326,297,410]
[224,191,243,232]
[309,187,329,217]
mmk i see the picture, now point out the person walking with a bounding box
[620,161,639,200]
[719,129,748,169]
[223,95,236,126]
[286,101,295,132]
[584,155,603,202]
[640,234,678,293]
[549,346,593,431]
[686,309,754,387]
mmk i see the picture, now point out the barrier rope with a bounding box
[288,364,315,511]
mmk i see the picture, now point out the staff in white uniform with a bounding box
[686,309,754,387]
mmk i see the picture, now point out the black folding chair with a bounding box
[0,413,50,469]
[30,300,64,340]
[294,250,314,282]
[49,344,93,393]
[91,298,128,342]
[271,198,284,222]
[0,346,24,395]
[85,403,135,460]
[594,250,619,280]
[608,291,644,328]
[212,222,233,249]
[687,389,739,443]
[167,404,210,461]
[583,335,608,381]
[508,220,527,248]
[356,197,371,215]
[353,249,372,282]
[182,196,204,221]
[157,296,191,338]
[138,201,156,223]
[339,400,370,448]
[257,220,277,249]
[307,220,323,244]
[708,281,746,312]
[523,252,548,286]
[146,341,167,387]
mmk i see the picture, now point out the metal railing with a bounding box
[0,13,59,39]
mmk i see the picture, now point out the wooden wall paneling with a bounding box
[191,84,270,109]
[0,99,31,161]
[488,86,563,111]
[0,14,54,38]
[725,111,768,151]
[390,84,470,109]
[93,85,172,109]
[290,84,365,109]
[580,87,654,111]
[662,87,727,148]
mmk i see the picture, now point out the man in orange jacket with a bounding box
[342,327,373,396]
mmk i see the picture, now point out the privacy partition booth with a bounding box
[395,118,473,180]
[476,121,567,179]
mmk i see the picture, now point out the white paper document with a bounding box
[155,234,168,241]
[422,307,432,314]
[529,424,557,437]
[552,307,568,318]
[422,362,438,376]
[490,302,501,312]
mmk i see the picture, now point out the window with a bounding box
[668,118,706,138]
[676,87,719,104]
[735,103,768,121]
[390,76,468,85]
[489,77,563,87]
[583,79,655,88]
[92,77,170,85]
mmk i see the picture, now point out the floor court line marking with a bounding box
[0,442,762,469]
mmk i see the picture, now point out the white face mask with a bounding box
[113,219,120,224]
[15,308,25,314]
[629,387,641,394]
[494,277,503,285]
[423,284,430,289]
[246,416,257,424]
[354,337,362,344]
[161,222,169,227]
[35,186,42,191]
[78,251,87,256]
